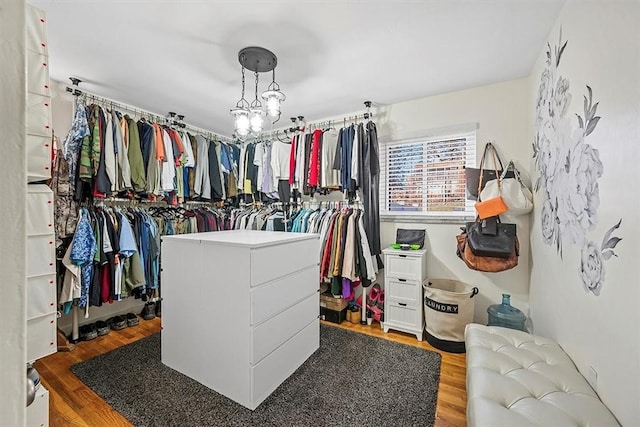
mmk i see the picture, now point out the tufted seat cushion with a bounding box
[465,323,620,427]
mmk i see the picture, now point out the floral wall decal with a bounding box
[532,29,622,295]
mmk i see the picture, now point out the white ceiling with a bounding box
[32,0,565,136]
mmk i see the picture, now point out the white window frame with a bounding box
[379,125,477,223]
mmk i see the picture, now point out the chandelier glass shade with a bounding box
[231,47,285,139]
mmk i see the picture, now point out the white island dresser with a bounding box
[161,230,320,410]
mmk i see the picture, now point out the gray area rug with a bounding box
[71,325,441,427]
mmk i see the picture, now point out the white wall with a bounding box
[376,79,532,324]
[0,0,27,424]
[51,83,146,333]
[528,1,640,425]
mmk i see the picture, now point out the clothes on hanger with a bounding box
[57,203,235,318]
[287,205,378,299]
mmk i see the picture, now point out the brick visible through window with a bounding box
[380,129,476,219]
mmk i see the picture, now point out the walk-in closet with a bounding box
[3,1,637,427]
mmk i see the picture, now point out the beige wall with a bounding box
[0,0,27,424]
[377,78,532,325]
[527,1,640,425]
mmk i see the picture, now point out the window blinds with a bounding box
[380,131,476,218]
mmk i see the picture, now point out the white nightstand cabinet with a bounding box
[382,248,428,341]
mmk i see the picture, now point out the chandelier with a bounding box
[230,47,286,139]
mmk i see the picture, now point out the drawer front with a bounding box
[251,319,319,409]
[26,385,49,427]
[251,265,318,325]
[27,134,53,183]
[26,50,51,98]
[27,274,56,320]
[26,5,49,56]
[27,92,53,137]
[387,303,419,327]
[387,279,420,301]
[251,293,318,364]
[27,234,56,278]
[385,254,422,281]
[27,185,54,236]
[250,238,319,287]
[388,295,418,310]
[27,313,57,362]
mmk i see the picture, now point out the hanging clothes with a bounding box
[68,208,97,313]
[52,147,79,247]
[362,120,381,256]
[62,97,90,193]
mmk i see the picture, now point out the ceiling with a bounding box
[32,0,565,137]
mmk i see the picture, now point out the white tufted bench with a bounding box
[464,323,620,427]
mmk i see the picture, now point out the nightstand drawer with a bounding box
[387,303,419,327]
[387,279,420,300]
[385,254,422,281]
[388,296,418,309]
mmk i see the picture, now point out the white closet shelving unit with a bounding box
[26,5,55,427]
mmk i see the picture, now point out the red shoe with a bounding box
[368,283,382,304]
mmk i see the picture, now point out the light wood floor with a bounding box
[35,317,466,427]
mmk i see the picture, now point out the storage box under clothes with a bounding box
[319,292,348,311]
[320,306,347,324]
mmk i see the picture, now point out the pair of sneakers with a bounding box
[106,313,139,330]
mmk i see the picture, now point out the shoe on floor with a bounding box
[95,320,110,336]
[107,315,127,330]
[79,323,97,341]
[141,302,156,321]
[155,299,162,317]
[126,312,139,327]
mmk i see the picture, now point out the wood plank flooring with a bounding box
[35,317,466,427]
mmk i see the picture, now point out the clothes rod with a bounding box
[262,112,374,138]
[65,85,232,143]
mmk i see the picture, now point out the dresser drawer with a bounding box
[386,303,419,328]
[251,293,318,364]
[385,254,422,281]
[250,265,318,325]
[387,279,421,301]
[250,238,319,287]
[251,319,319,410]
[388,295,419,310]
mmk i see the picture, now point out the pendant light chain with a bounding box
[252,71,262,107]
[241,65,246,100]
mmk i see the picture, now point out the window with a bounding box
[380,128,476,221]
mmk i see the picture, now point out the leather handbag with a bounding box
[480,161,533,216]
[465,217,517,258]
[455,216,519,273]
[396,228,426,248]
[474,145,508,219]
[464,142,514,201]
